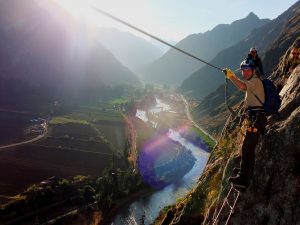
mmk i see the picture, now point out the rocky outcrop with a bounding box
[155,38,300,225]
[205,53,300,225]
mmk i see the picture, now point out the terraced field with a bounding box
[0,144,119,197]
[0,102,129,200]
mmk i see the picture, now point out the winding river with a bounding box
[111,98,210,225]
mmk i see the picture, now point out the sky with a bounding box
[54,0,299,42]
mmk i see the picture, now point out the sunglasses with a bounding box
[251,51,257,53]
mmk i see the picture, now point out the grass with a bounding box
[109,97,131,105]
[190,126,216,151]
[50,117,88,125]
[93,123,126,151]
[70,109,123,122]
[48,99,128,157]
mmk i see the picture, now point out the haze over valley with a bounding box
[0,0,299,224]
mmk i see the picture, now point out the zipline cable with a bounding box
[93,7,238,118]
[92,7,223,72]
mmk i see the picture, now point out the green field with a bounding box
[0,100,129,199]
[49,101,127,155]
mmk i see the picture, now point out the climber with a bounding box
[223,60,267,189]
[283,47,300,75]
[283,47,300,79]
[245,47,264,77]
[277,47,300,92]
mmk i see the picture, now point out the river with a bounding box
[111,98,210,225]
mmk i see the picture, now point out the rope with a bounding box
[93,7,244,124]
[225,78,237,116]
[92,7,223,72]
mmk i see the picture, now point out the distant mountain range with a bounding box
[180,1,300,101]
[189,0,300,134]
[142,13,270,86]
[0,0,140,110]
[97,27,163,74]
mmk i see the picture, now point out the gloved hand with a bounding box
[222,68,236,79]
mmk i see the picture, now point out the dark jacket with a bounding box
[246,54,264,77]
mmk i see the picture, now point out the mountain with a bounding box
[180,1,300,100]
[142,13,270,86]
[155,2,300,224]
[0,0,140,110]
[159,34,300,225]
[202,36,300,224]
[179,0,300,137]
[148,38,177,54]
[97,27,163,74]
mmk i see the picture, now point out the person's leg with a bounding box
[229,113,266,188]
[239,129,259,181]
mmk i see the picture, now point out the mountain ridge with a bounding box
[98,27,163,74]
[142,13,270,86]
[0,0,140,111]
[180,1,300,100]
[155,2,300,224]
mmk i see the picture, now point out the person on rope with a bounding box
[245,47,264,77]
[223,60,267,189]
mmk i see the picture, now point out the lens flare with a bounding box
[138,125,207,189]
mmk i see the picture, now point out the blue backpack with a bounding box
[253,79,282,115]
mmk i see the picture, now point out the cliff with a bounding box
[155,38,300,225]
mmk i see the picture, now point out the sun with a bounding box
[51,0,163,40]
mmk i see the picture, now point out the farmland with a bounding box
[0,101,129,202]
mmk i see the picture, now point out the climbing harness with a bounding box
[212,185,240,225]
[93,7,223,72]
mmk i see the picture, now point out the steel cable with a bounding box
[93,7,224,72]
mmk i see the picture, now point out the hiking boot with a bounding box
[228,175,249,190]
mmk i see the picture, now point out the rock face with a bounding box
[155,37,300,225]
[207,48,300,225]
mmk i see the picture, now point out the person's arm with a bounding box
[229,75,247,91]
[223,69,247,91]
